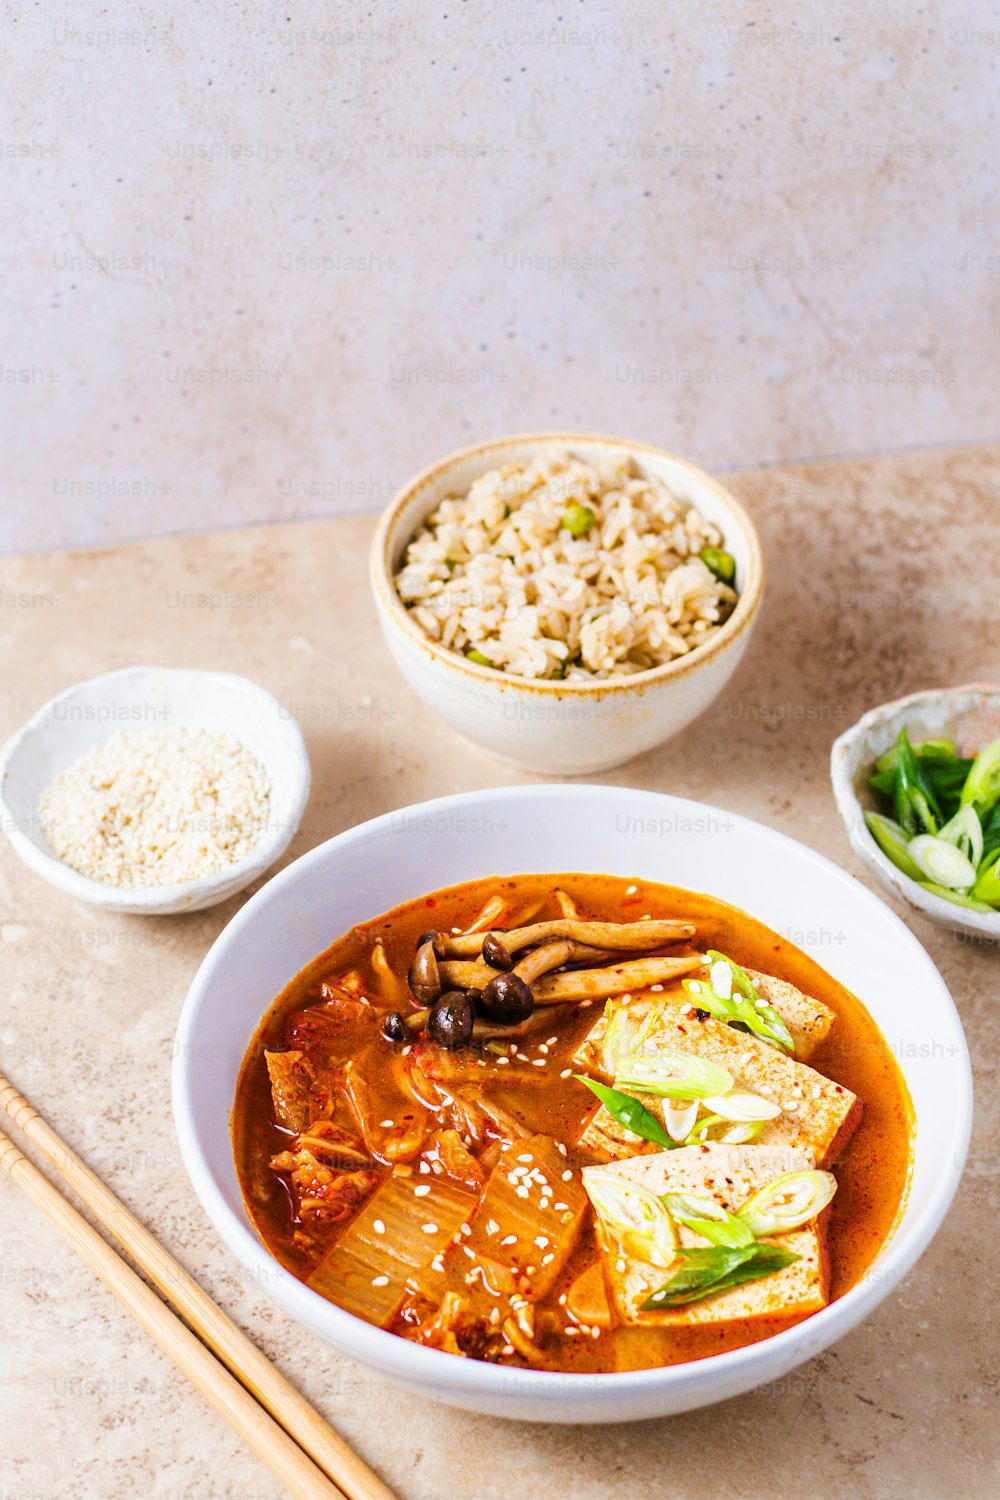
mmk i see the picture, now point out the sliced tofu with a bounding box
[308,1171,476,1327]
[572,965,835,1070]
[577,1012,860,1169]
[599,1144,829,1325]
[412,1134,588,1314]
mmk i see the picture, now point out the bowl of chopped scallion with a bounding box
[832,684,1000,939]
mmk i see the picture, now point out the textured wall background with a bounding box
[4,0,999,552]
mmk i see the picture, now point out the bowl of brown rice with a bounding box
[371,433,764,774]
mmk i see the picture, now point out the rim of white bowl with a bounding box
[370,431,766,695]
[0,665,311,912]
[831,683,1000,938]
[172,784,970,1407]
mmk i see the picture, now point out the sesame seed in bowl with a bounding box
[0,665,310,914]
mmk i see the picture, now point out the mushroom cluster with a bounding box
[380,918,699,1050]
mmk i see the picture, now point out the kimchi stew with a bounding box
[232,875,913,1373]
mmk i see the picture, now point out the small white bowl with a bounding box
[831,683,1000,940]
[370,433,764,775]
[0,666,311,915]
[173,784,969,1423]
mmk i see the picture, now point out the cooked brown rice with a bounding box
[394,447,738,681]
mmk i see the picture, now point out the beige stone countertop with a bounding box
[1,444,997,1499]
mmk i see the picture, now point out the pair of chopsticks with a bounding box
[0,1072,398,1500]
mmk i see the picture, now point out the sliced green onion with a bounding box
[663,1193,756,1249]
[718,1118,768,1144]
[582,1167,677,1267]
[699,546,736,584]
[864,811,925,882]
[737,1170,837,1236]
[895,727,941,836]
[869,766,898,798]
[920,881,996,913]
[575,1075,678,1151]
[663,1098,699,1142]
[701,1088,782,1123]
[640,1245,754,1307]
[601,1000,655,1076]
[614,1047,733,1101]
[938,803,983,869]
[641,1244,799,1309]
[686,951,794,1054]
[561,502,597,537]
[681,1113,768,1146]
[875,737,957,774]
[908,834,977,890]
[970,848,1000,906]
[465,648,493,667]
[960,737,1000,815]
[662,1192,731,1225]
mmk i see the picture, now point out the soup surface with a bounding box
[233,875,914,1373]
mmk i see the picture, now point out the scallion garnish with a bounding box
[575,1075,679,1151]
[960,737,1000,815]
[865,727,1000,911]
[736,1170,837,1236]
[613,1046,733,1101]
[663,1193,755,1249]
[641,1243,800,1309]
[581,1167,677,1267]
[683,951,794,1053]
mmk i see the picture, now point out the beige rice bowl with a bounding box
[394,447,737,681]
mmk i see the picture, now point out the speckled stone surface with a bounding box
[0,445,998,1498]
[5,1,1000,552]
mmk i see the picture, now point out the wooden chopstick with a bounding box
[0,1126,345,1499]
[0,1074,397,1500]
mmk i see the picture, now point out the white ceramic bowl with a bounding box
[0,666,311,915]
[172,784,969,1423]
[831,683,1000,941]
[370,434,764,775]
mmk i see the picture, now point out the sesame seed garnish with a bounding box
[560,1069,572,1078]
[421,1222,438,1234]
[372,1275,389,1287]
[414,1184,431,1196]
[486,1218,499,1236]
[500,1234,517,1246]
[561,1169,573,1181]
[379,1119,394,1128]
[373,1219,385,1234]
